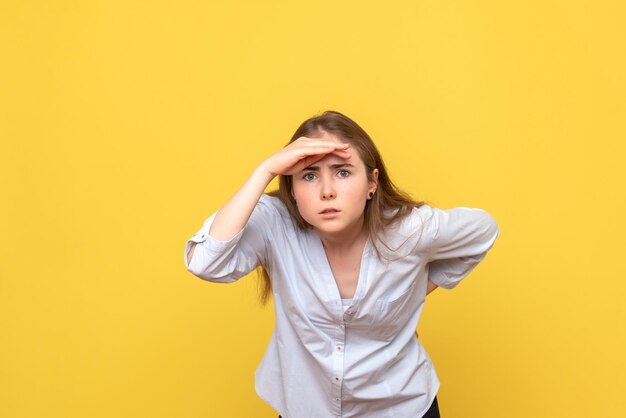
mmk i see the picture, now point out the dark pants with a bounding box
[278,395,440,418]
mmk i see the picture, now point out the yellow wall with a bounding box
[1,1,624,417]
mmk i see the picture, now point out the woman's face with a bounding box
[291,133,378,239]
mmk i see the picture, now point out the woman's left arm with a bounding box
[424,206,499,289]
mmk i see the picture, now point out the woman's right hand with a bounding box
[197,136,351,245]
[261,136,352,177]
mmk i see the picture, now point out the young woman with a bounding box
[184,110,499,418]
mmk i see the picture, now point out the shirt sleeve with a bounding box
[424,206,500,289]
[183,194,277,283]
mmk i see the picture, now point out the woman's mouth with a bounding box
[319,208,340,219]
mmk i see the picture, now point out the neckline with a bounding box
[310,230,371,304]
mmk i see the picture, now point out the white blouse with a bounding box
[184,194,499,418]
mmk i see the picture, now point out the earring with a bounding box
[368,191,374,199]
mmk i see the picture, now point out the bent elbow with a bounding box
[187,243,196,266]
[487,216,500,248]
[186,263,237,284]
[184,245,239,284]
[479,210,500,251]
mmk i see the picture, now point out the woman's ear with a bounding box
[370,168,379,192]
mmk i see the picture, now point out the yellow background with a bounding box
[1,1,624,417]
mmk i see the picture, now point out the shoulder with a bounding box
[394,204,497,237]
[257,193,290,217]
[368,204,437,258]
[252,194,297,233]
[385,203,437,236]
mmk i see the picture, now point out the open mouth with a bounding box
[319,209,340,214]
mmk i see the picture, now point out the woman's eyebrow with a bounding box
[304,163,355,171]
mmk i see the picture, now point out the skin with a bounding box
[186,132,438,300]
[187,135,352,262]
[291,132,378,249]
[287,133,378,298]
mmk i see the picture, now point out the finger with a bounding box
[281,142,351,174]
[296,139,351,150]
[293,145,343,158]
[285,154,326,175]
[301,154,327,167]
[294,150,351,173]
[291,145,351,166]
[332,149,352,159]
[297,136,347,144]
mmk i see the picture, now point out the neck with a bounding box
[315,215,368,252]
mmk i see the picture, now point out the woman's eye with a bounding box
[338,170,350,178]
[303,173,316,181]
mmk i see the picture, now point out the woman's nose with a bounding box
[321,190,336,200]
[320,178,336,200]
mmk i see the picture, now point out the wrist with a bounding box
[255,161,277,184]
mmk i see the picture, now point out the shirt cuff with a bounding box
[184,211,247,269]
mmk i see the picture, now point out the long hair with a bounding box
[256,110,428,306]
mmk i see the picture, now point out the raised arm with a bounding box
[186,137,352,268]
[187,164,274,265]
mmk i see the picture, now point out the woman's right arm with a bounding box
[187,163,274,265]
[186,137,351,268]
